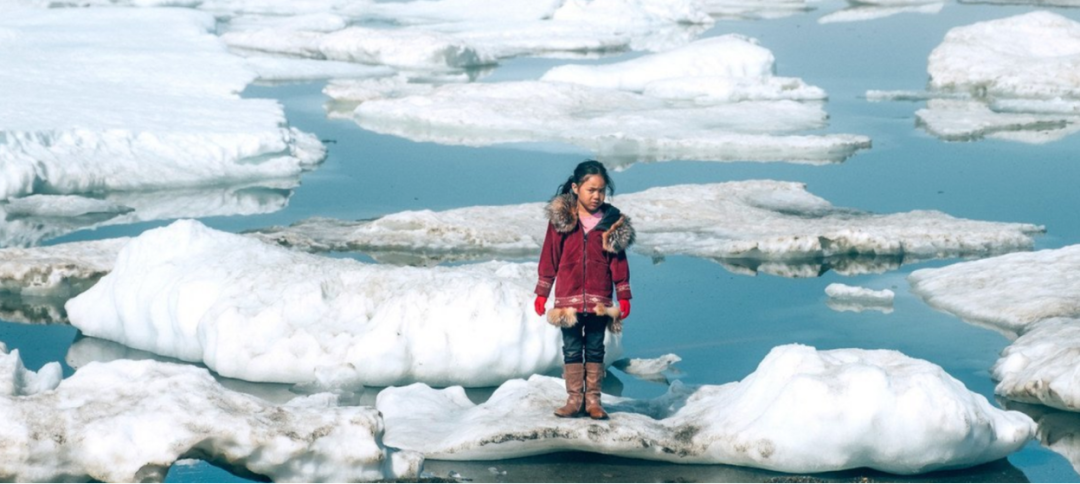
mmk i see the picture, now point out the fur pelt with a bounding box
[544,193,635,253]
[546,304,623,333]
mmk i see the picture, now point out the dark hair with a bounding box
[556,160,614,198]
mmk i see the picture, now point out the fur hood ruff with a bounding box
[544,193,635,254]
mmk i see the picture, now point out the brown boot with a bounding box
[554,363,585,418]
[584,362,609,420]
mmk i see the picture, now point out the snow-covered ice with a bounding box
[909,245,1080,337]
[251,181,1042,274]
[336,36,869,165]
[377,344,1034,474]
[825,283,895,314]
[66,220,621,387]
[0,239,128,298]
[0,342,61,397]
[0,347,423,482]
[992,318,1080,412]
[818,2,943,24]
[0,8,324,201]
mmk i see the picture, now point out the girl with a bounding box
[533,160,634,420]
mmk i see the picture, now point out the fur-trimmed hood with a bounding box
[544,193,635,254]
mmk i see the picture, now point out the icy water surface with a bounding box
[4,0,1080,481]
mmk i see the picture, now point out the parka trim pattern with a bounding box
[544,193,635,253]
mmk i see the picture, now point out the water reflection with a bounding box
[1005,401,1080,475]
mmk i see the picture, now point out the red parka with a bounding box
[535,194,635,326]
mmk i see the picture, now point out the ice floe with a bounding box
[916,99,1080,143]
[825,283,895,314]
[0,238,127,298]
[611,354,681,383]
[377,344,1034,474]
[992,318,1080,412]
[0,342,61,397]
[909,245,1080,337]
[0,346,423,482]
[251,180,1042,275]
[0,8,324,201]
[65,220,621,387]
[701,0,812,20]
[339,36,867,165]
[818,1,943,24]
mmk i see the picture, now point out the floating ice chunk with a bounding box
[825,283,894,314]
[66,220,621,387]
[378,344,1034,474]
[909,245,1080,337]
[0,9,325,201]
[242,55,395,82]
[251,181,1042,273]
[366,0,564,25]
[0,342,61,396]
[991,98,1080,115]
[611,353,681,383]
[551,0,713,26]
[0,238,127,297]
[915,99,1080,143]
[928,12,1080,98]
[818,2,942,23]
[0,356,423,482]
[227,12,350,32]
[992,318,1080,412]
[700,0,812,20]
[324,76,438,103]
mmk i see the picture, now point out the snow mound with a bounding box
[251,181,1042,274]
[0,342,61,396]
[909,245,1080,337]
[0,238,127,298]
[825,283,895,313]
[377,344,1034,474]
[0,8,324,201]
[993,318,1080,412]
[928,11,1080,98]
[65,220,622,387]
[0,353,423,482]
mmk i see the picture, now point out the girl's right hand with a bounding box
[534,296,547,316]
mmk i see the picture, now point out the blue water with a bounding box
[4,0,1080,481]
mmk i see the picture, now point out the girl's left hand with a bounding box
[619,299,630,319]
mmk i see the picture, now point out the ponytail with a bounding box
[554,160,614,198]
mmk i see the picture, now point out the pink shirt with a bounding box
[580,208,604,233]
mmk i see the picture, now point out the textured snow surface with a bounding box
[909,245,1080,337]
[928,11,1080,98]
[378,344,1034,474]
[0,342,61,397]
[337,37,868,165]
[251,181,1042,274]
[0,348,423,482]
[66,220,621,387]
[825,283,895,313]
[0,8,324,201]
[993,318,1080,412]
[0,239,128,298]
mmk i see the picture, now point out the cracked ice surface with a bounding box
[909,245,1080,337]
[65,220,621,387]
[0,8,324,202]
[251,180,1042,273]
[0,345,423,482]
[343,37,868,165]
[377,344,1034,474]
[993,318,1080,412]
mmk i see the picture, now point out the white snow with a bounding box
[818,2,943,23]
[241,55,395,82]
[993,318,1080,412]
[251,181,1042,273]
[377,344,1034,474]
[0,342,61,397]
[909,244,1080,337]
[0,350,423,482]
[0,8,324,201]
[65,220,622,387]
[928,12,1080,98]
[0,238,128,298]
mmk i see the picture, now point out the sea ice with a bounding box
[65,220,622,387]
[611,354,681,383]
[0,342,61,397]
[915,99,1080,143]
[0,238,128,298]
[818,2,943,24]
[0,8,324,201]
[251,180,1042,273]
[908,245,1080,337]
[0,350,423,482]
[700,0,812,20]
[825,283,895,313]
[992,318,1080,412]
[377,344,1034,474]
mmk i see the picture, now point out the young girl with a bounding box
[533,160,634,420]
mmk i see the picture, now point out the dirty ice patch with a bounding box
[0,8,324,201]
[909,245,1080,337]
[992,318,1080,412]
[250,181,1042,276]
[825,283,894,314]
[65,220,622,387]
[377,344,1034,474]
[0,238,127,298]
[0,351,423,482]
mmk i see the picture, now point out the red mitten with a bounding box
[534,296,547,316]
[619,299,631,319]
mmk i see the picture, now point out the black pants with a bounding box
[561,313,608,364]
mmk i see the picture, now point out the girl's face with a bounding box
[573,175,607,214]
